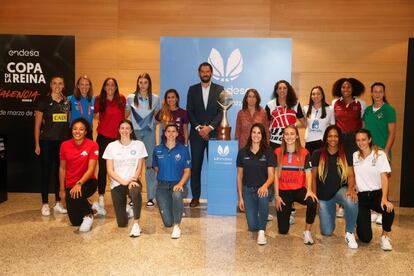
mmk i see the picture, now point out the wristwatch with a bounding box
[76,181,82,187]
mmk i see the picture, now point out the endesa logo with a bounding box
[214,145,232,164]
[8,49,40,57]
[208,48,243,82]
[217,145,230,157]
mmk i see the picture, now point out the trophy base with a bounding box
[216,126,231,140]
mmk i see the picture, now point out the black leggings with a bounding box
[276,187,317,234]
[305,140,323,156]
[357,189,394,243]
[39,140,62,204]
[65,179,97,226]
[111,184,142,227]
[96,134,115,195]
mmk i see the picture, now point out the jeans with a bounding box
[242,185,269,231]
[135,129,156,200]
[111,184,142,227]
[66,179,97,226]
[156,181,186,227]
[318,186,358,235]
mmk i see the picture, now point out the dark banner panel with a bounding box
[0,34,75,192]
[400,38,414,207]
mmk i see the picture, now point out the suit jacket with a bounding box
[186,82,224,138]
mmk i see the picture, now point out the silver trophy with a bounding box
[217,89,233,140]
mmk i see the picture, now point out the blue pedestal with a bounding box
[207,140,238,216]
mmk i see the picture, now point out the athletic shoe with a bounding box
[289,215,295,225]
[130,223,141,238]
[303,230,314,245]
[267,214,273,221]
[126,204,134,218]
[98,195,105,208]
[53,202,67,214]
[345,232,358,249]
[380,235,392,251]
[171,225,181,239]
[41,204,50,216]
[376,214,383,225]
[336,207,345,218]
[146,199,155,207]
[79,215,93,232]
[92,202,107,216]
[257,230,267,245]
[371,212,378,223]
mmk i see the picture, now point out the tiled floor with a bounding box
[1,193,413,275]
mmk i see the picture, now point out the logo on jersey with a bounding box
[80,150,88,156]
[52,113,67,122]
[130,150,136,156]
[175,153,181,161]
[94,150,99,156]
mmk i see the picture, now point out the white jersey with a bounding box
[303,105,335,142]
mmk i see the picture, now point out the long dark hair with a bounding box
[133,73,153,109]
[318,125,348,183]
[117,119,137,141]
[98,77,123,113]
[332,77,365,98]
[73,76,93,101]
[158,89,180,128]
[242,88,261,110]
[244,123,268,156]
[272,80,298,108]
[306,86,329,119]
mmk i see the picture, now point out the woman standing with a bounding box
[274,125,318,244]
[236,123,276,245]
[94,77,126,213]
[155,89,189,145]
[68,76,95,139]
[235,89,269,149]
[34,76,70,216]
[59,118,99,232]
[353,129,394,251]
[103,120,147,237]
[265,80,306,150]
[153,123,191,239]
[126,73,160,207]
[363,82,396,225]
[303,86,335,155]
[311,125,359,249]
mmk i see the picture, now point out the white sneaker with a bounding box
[98,195,105,208]
[126,204,134,218]
[92,202,107,216]
[345,232,358,249]
[267,214,273,221]
[53,202,67,214]
[257,230,267,245]
[79,215,93,232]
[171,225,181,239]
[380,235,392,251]
[289,215,295,225]
[376,214,383,225]
[41,204,50,216]
[336,207,344,218]
[371,212,378,223]
[130,223,141,237]
[303,230,314,245]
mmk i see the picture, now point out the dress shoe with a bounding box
[190,198,199,208]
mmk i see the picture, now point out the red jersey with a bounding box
[333,97,366,133]
[274,147,311,191]
[94,95,126,139]
[60,138,99,188]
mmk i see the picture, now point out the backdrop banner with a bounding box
[160,37,292,198]
[0,34,75,192]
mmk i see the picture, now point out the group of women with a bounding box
[34,74,396,248]
[236,78,396,250]
[34,74,189,238]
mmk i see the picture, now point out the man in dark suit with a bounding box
[186,62,224,207]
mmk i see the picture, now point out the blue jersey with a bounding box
[68,95,95,127]
[152,142,191,182]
